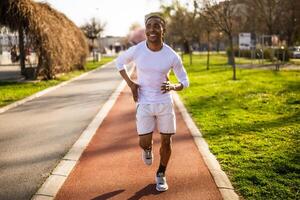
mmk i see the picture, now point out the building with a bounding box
[0,27,18,53]
[98,36,127,55]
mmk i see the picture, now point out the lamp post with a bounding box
[281,46,285,64]
[217,31,223,53]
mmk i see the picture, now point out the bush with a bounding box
[226,48,290,62]
[275,49,290,61]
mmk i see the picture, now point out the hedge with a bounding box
[227,48,290,62]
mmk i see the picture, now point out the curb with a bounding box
[173,92,239,200]
[31,65,134,200]
[0,61,114,114]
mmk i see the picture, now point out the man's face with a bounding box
[145,17,164,44]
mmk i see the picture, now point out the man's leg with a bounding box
[136,103,155,165]
[158,134,172,173]
[139,133,153,165]
[139,133,153,150]
[155,134,172,192]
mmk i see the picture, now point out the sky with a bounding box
[35,0,173,37]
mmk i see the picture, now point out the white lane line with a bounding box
[31,65,134,200]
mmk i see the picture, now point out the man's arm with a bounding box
[119,69,139,102]
[161,54,189,93]
[115,45,139,102]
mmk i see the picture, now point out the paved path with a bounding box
[0,62,125,200]
[0,65,24,82]
[237,63,300,70]
[54,86,222,200]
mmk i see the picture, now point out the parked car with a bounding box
[289,46,300,58]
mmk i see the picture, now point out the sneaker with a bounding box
[156,172,168,192]
[142,148,153,165]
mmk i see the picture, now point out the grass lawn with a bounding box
[171,53,300,200]
[290,59,300,65]
[0,57,115,108]
[183,52,274,66]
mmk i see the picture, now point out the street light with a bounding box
[217,32,223,53]
[281,46,286,63]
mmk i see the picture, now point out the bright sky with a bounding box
[35,0,174,37]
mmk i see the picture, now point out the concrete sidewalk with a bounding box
[49,85,226,200]
[0,62,128,200]
[0,64,24,82]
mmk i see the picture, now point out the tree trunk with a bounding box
[189,45,192,66]
[183,40,190,54]
[229,34,236,80]
[216,38,220,54]
[18,26,26,76]
[0,39,2,55]
[92,38,95,63]
[207,30,210,70]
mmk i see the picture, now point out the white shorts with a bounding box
[136,103,176,135]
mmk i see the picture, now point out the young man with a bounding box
[115,12,189,192]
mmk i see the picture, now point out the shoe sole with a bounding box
[144,161,152,165]
[156,186,168,192]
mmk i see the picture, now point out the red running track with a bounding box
[55,85,222,200]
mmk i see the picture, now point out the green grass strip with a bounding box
[0,57,115,108]
[171,54,300,200]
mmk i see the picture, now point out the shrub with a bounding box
[226,48,290,62]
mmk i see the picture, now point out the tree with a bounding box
[1,0,89,79]
[199,0,239,80]
[81,18,105,62]
[160,0,227,67]
[186,0,202,65]
[242,0,300,46]
[277,0,300,46]
[0,25,5,54]
[127,23,146,45]
[18,26,26,75]
[250,0,281,36]
[161,1,195,53]
[197,10,215,70]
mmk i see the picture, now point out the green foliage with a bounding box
[81,17,105,40]
[290,59,300,65]
[227,48,290,62]
[0,57,114,108]
[171,54,300,200]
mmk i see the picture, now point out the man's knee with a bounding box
[140,140,151,149]
[139,133,153,149]
[161,135,172,150]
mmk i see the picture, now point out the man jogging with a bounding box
[115,12,189,192]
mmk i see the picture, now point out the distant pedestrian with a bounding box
[115,12,189,192]
[10,45,19,63]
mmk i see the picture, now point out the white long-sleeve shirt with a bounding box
[116,41,189,104]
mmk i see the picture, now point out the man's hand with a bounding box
[161,81,184,93]
[129,82,139,102]
[161,81,174,94]
[119,70,139,102]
